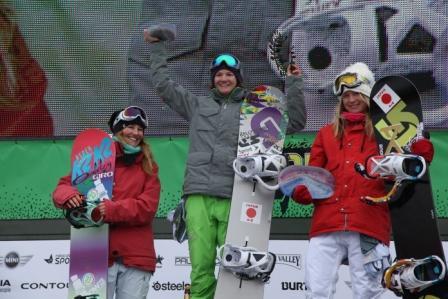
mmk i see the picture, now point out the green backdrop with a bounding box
[0,132,447,220]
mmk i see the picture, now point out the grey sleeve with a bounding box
[148,42,198,121]
[285,75,307,134]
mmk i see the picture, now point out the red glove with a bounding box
[411,138,434,164]
[292,185,313,205]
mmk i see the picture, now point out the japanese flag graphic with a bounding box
[240,202,262,224]
[372,84,401,114]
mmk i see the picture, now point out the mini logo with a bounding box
[0,252,33,268]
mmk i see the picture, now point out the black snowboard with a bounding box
[369,75,448,298]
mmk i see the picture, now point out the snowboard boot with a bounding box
[233,154,287,190]
[217,244,276,282]
[354,153,427,203]
[382,255,447,295]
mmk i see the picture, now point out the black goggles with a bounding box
[113,106,147,128]
[210,54,241,70]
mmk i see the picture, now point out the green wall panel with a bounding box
[0,131,447,220]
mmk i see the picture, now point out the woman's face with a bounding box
[213,69,237,96]
[119,124,144,147]
[341,91,368,113]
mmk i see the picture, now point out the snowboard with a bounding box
[369,75,448,298]
[278,165,335,199]
[215,85,288,299]
[67,128,116,299]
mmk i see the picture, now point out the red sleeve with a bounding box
[52,174,80,208]
[103,167,161,225]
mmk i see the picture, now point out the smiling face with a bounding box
[119,124,144,147]
[341,90,368,113]
[213,69,237,96]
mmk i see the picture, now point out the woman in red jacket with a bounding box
[53,106,161,299]
[292,63,391,298]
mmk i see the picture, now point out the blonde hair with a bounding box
[332,93,374,140]
[115,133,155,175]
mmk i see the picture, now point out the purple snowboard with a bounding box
[68,128,115,299]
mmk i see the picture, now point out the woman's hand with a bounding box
[63,194,84,209]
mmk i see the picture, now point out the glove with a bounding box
[292,185,313,205]
[411,138,434,164]
[145,23,177,42]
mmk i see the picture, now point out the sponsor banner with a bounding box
[0,240,69,298]
[1,240,448,298]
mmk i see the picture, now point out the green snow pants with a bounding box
[185,194,231,299]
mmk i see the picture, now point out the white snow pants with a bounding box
[305,231,385,299]
[107,261,152,299]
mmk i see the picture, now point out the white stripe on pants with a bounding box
[107,262,152,299]
[305,231,385,299]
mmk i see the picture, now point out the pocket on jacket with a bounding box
[196,107,219,131]
[187,152,212,166]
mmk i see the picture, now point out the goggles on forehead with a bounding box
[210,53,241,70]
[113,106,148,128]
[333,73,370,96]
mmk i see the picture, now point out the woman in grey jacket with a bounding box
[145,31,306,299]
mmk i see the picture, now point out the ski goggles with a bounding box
[113,106,148,128]
[210,53,241,70]
[333,72,371,96]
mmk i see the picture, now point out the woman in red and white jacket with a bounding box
[53,106,161,299]
[291,63,434,299]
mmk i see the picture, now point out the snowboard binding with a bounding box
[354,153,426,204]
[64,199,104,229]
[217,244,276,282]
[382,255,447,296]
[233,154,287,191]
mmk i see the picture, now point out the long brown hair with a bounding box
[332,93,374,140]
[114,133,155,175]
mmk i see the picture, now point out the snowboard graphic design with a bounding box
[278,165,335,199]
[369,76,448,298]
[67,129,115,299]
[215,86,288,299]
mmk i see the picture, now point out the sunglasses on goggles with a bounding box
[210,54,241,70]
[333,72,371,96]
[113,106,148,128]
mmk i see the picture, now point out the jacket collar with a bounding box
[114,141,144,163]
[211,87,246,104]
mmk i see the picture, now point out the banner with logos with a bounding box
[1,239,447,299]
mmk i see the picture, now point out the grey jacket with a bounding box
[148,42,306,199]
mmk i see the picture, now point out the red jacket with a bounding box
[53,142,161,272]
[300,122,391,245]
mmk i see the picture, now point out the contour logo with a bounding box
[0,252,33,268]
